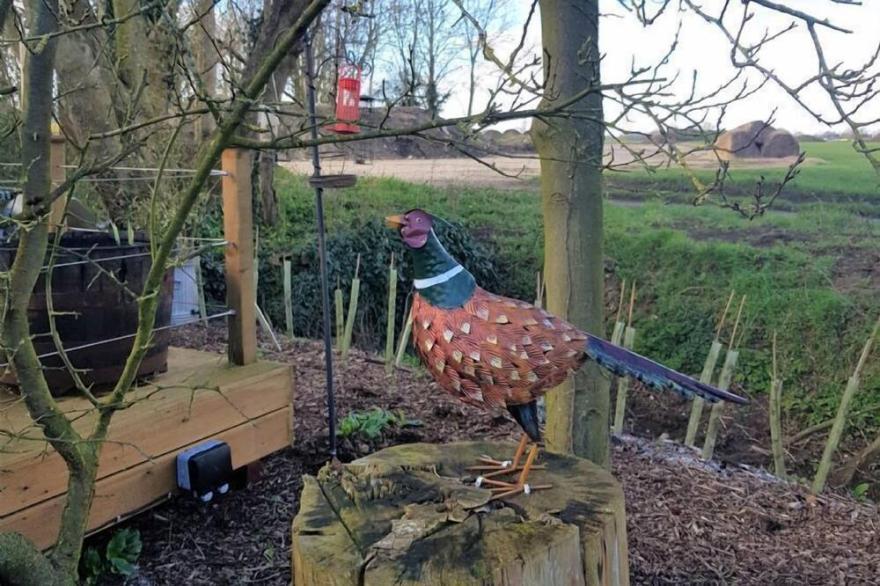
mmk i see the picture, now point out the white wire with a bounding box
[0,310,236,367]
[39,239,228,270]
[1,163,227,177]
[61,165,228,177]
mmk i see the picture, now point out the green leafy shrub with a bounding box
[337,408,421,440]
[191,169,879,434]
[79,528,142,585]
[201,215,503,350]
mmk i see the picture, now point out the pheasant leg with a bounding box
[478,444,552,499]
[468,434,544,480]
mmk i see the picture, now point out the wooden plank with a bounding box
[1,407,291,550]
[0,348,283,460]
[0,348,292,515]
[222,148,257,365]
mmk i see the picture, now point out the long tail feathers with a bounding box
[585,334,748,405]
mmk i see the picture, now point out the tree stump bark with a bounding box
[292,441,629,586]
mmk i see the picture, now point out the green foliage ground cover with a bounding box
[197,166,879,433]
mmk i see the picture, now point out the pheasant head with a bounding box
[386,209,476,309]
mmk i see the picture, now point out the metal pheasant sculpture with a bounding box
[386,209,747,499]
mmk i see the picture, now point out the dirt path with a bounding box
[116,326,880,585]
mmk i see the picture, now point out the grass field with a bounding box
[267,167,879,433]
[608,141,880,212]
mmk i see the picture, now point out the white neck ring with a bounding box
[413,265,464,290]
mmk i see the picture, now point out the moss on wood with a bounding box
[292,441,629,586]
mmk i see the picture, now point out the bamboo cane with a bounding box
[341,254,361,362]
[283,259,294,337]
[685,290,735,446]
[769,331,786,478]
[812,314,880,493]
[702,294,746,460]
[385,254,398,374]
[612,282,637,434]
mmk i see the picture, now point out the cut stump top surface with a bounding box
[292,441,629,586]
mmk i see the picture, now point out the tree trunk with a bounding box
[257,150,279,225]
[54,1,126,221]
[242,1,306,227]
[531,0,608,466]
[0,2,88,583]
[193,0,218,140]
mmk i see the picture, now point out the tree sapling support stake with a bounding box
[612,282,637,434]
[686,290,735,447]
[385,254,398,374]
[341,254,361,363]
[335,279,344,347]
[395,305,414,368]
[610,279,626,346]
[769,331,786,478]
[812,314,880,493]
[702,294,746,460]
[283,259,294,337]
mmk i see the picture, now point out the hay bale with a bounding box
[715,129,761,159]
[480,129,503,142]
[761,130,800,158]
[715,120,775,159]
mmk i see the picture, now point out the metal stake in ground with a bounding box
[305,31,337,459]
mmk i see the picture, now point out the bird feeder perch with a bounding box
[331,63,362,134]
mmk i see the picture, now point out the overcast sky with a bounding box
[441,0,880,135]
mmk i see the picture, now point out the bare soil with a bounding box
[111,325,880,585]
[281,149,805,189]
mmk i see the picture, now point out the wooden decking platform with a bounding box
[0,347,293,549]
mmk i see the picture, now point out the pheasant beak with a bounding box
[385,214,406,229]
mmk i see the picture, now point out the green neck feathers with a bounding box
[408,231,475,308]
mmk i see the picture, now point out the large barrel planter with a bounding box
[0,232,173,395]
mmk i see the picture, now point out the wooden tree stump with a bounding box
[292,441,629,586]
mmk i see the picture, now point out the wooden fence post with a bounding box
[222,148,257,365]
[49,131,66,232]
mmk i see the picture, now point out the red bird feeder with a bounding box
[331,64,362,134]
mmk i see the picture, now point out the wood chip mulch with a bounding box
[113,325,878,585]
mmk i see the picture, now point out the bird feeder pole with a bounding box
[305,30,338,459]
